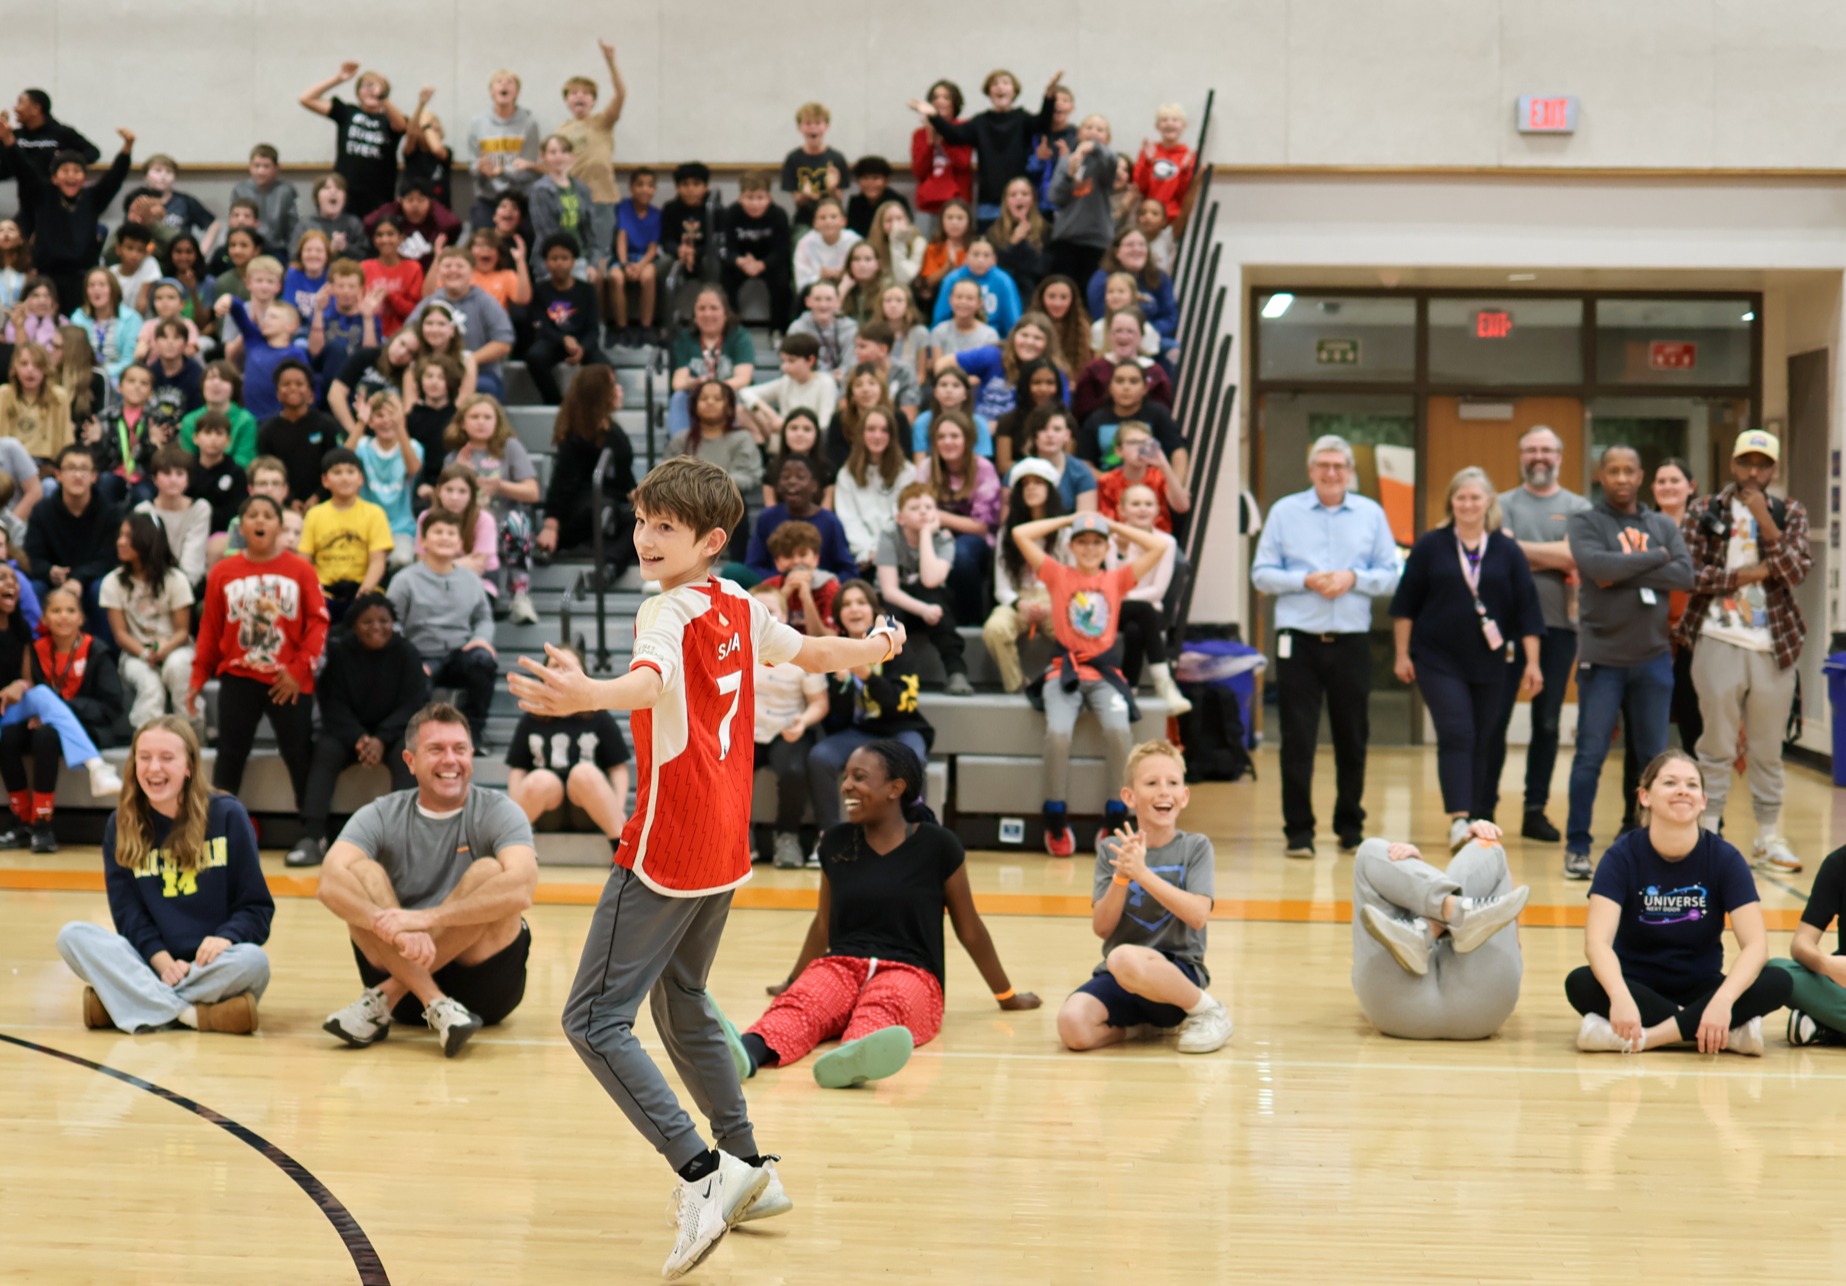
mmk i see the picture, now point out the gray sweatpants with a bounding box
[1043,676,1132,804]
[561,866,756,1173]
[56,920,270,1033]
[1692,635,1796,828]
[1350,839,1522,1040]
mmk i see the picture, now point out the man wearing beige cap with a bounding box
[1676,428,1812,873]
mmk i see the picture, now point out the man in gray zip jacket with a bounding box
[1561,445,1692,879]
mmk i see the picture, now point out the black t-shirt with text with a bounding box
[1589,828,1761,993]
[506,711,630,774]
[819,821,964,984]
[329,99,404,216]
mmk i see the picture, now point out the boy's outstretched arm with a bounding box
[792,619,905,675]
[510,643,665,714]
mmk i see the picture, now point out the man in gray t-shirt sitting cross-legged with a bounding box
[316,701,538,1056]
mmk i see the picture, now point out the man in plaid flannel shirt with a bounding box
[1674,428,1812,873]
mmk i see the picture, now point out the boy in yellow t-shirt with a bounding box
[299,446,393,623]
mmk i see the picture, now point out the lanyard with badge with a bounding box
[1458,536,1508,655]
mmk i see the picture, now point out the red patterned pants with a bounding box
[747,955,944,1066]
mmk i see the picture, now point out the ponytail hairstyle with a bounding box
[841,738,937,861]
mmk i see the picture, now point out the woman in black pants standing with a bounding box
[1568,748,1790,1055]
[288,593,429,868]
[1391,467,1545,851]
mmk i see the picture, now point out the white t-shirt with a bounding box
[755,661,827,743]
[1700,497,1774,653]
[97,567,195,651]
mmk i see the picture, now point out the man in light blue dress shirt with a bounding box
[1251,434,1401,858]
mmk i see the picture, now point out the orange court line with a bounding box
[0,868,1805,930]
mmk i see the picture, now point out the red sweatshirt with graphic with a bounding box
[1133,142,1196,221]
[191,551,329,693]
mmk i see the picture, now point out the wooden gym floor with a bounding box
[5,745,1846,1284]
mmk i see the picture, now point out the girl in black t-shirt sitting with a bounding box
[1567,749,1790,1056]
[726,740,1039,1089]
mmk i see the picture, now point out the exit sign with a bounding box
[1474,309,1514,339]
[1517,95,1579,134]
[1649,341,1698,370]
[1316,338,1361,365]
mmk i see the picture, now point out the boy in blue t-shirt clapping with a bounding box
[1056,739,1233,1055]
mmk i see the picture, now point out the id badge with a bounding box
[1639,587,1658,606]
[1481,617,1504,650]
[1278,633,1293,659]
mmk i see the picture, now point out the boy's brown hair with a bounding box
[766,520,822,560]
[328,257,364,283]
[249,454,290,489]
[194,409,231,438]
[981,69,1019,96]
[632,456,744,544]
[145,152,180,173]
[738,170,772,195]
[794,101,831,125]
[1125,738,1187,787]
[151,444,192,475]
[423,509,464,539]
[561,75,597,98]
[249,143,279,164]
[896,481,935,509]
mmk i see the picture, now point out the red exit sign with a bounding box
[1516,95,1580,134]
[1474,309,1514,339]
[1649,341,1698,370]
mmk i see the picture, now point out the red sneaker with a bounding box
[1044,825,1075,857]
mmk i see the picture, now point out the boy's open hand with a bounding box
[510,643,595,716]
[117,128,135,150]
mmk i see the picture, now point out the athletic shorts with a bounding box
[1074,954,1202,1030]
[354,920,531,1028]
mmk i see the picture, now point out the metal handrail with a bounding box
[589,445,615,673]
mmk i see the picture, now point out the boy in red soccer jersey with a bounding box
[509,455,904,1280]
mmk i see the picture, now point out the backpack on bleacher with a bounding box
[1178,683,1254,783]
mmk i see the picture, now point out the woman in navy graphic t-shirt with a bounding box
[1566,748,1789,1055]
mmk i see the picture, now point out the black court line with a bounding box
[0,1031,389,1284]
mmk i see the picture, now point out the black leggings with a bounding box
[754,732,812,830]
[1118,600,1167,683]
[1565,964,1791,1042]
[0,722,62,794]
[895,585,965,679]
[303,732,412,840]
[1045,240,1105,288]
[212,672,314,806]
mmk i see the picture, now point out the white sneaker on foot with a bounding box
[423,995,484,1057]
[1148,665,1193,717]
[87,760,123,798]
[1447,816,1472,851]
[510,589,540,625]
[1361,905,1432,977]
[323,985,393,1047]
[1754,836,1801,873]
[1175,1000,1233,1053]
[1726,1015,1765,1056]
[738,1156,792,1222]
[1576,1012,1639,1054]
[662,1151,769,1279]
[1446,886,1531,954]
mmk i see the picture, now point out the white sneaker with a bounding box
[1446,886,1531,954]
[1576,1012,1639,1054]
[510,589,540,625]
[422,995,484,1057]
[1754,836,1801,873]
[738,1156,792,1223]
[1360,905,1431,977]
[323,985,393,1047]
[87,761,124,798]
[1726,1015,1765,1056]
[662,1151,769,1279]
[1148,666,1193,717]
[1175,1000,1232,1054]
[1447,816,1472,851]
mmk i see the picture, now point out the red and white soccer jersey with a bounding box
[621,576,804,895]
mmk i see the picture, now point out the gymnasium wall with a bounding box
[7,1,1846,171]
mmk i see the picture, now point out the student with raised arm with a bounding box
[298,62,408,218]
[1566,749,1789,1055]
[1012,510,1168,856]
[507,456,907,1278]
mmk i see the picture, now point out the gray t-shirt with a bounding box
[875,526,955,587]
[1498,485,1591,631]
[0,437,36,510]
[338,786,534,910]
[1093,830,1214,985]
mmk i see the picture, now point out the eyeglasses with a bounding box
[1310,460,1350,473]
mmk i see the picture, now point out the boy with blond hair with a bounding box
[781,102,848,230]
[557,40,627,277]
[509,455,906,1277]
[466,69,542,229]
[1056,739,1231,1054]
[1133,102,1197,224]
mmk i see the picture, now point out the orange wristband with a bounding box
[992,987,1016,1002]
[1113,874,1131,886]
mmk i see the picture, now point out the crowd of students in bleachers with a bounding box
[0,51,1202,860]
